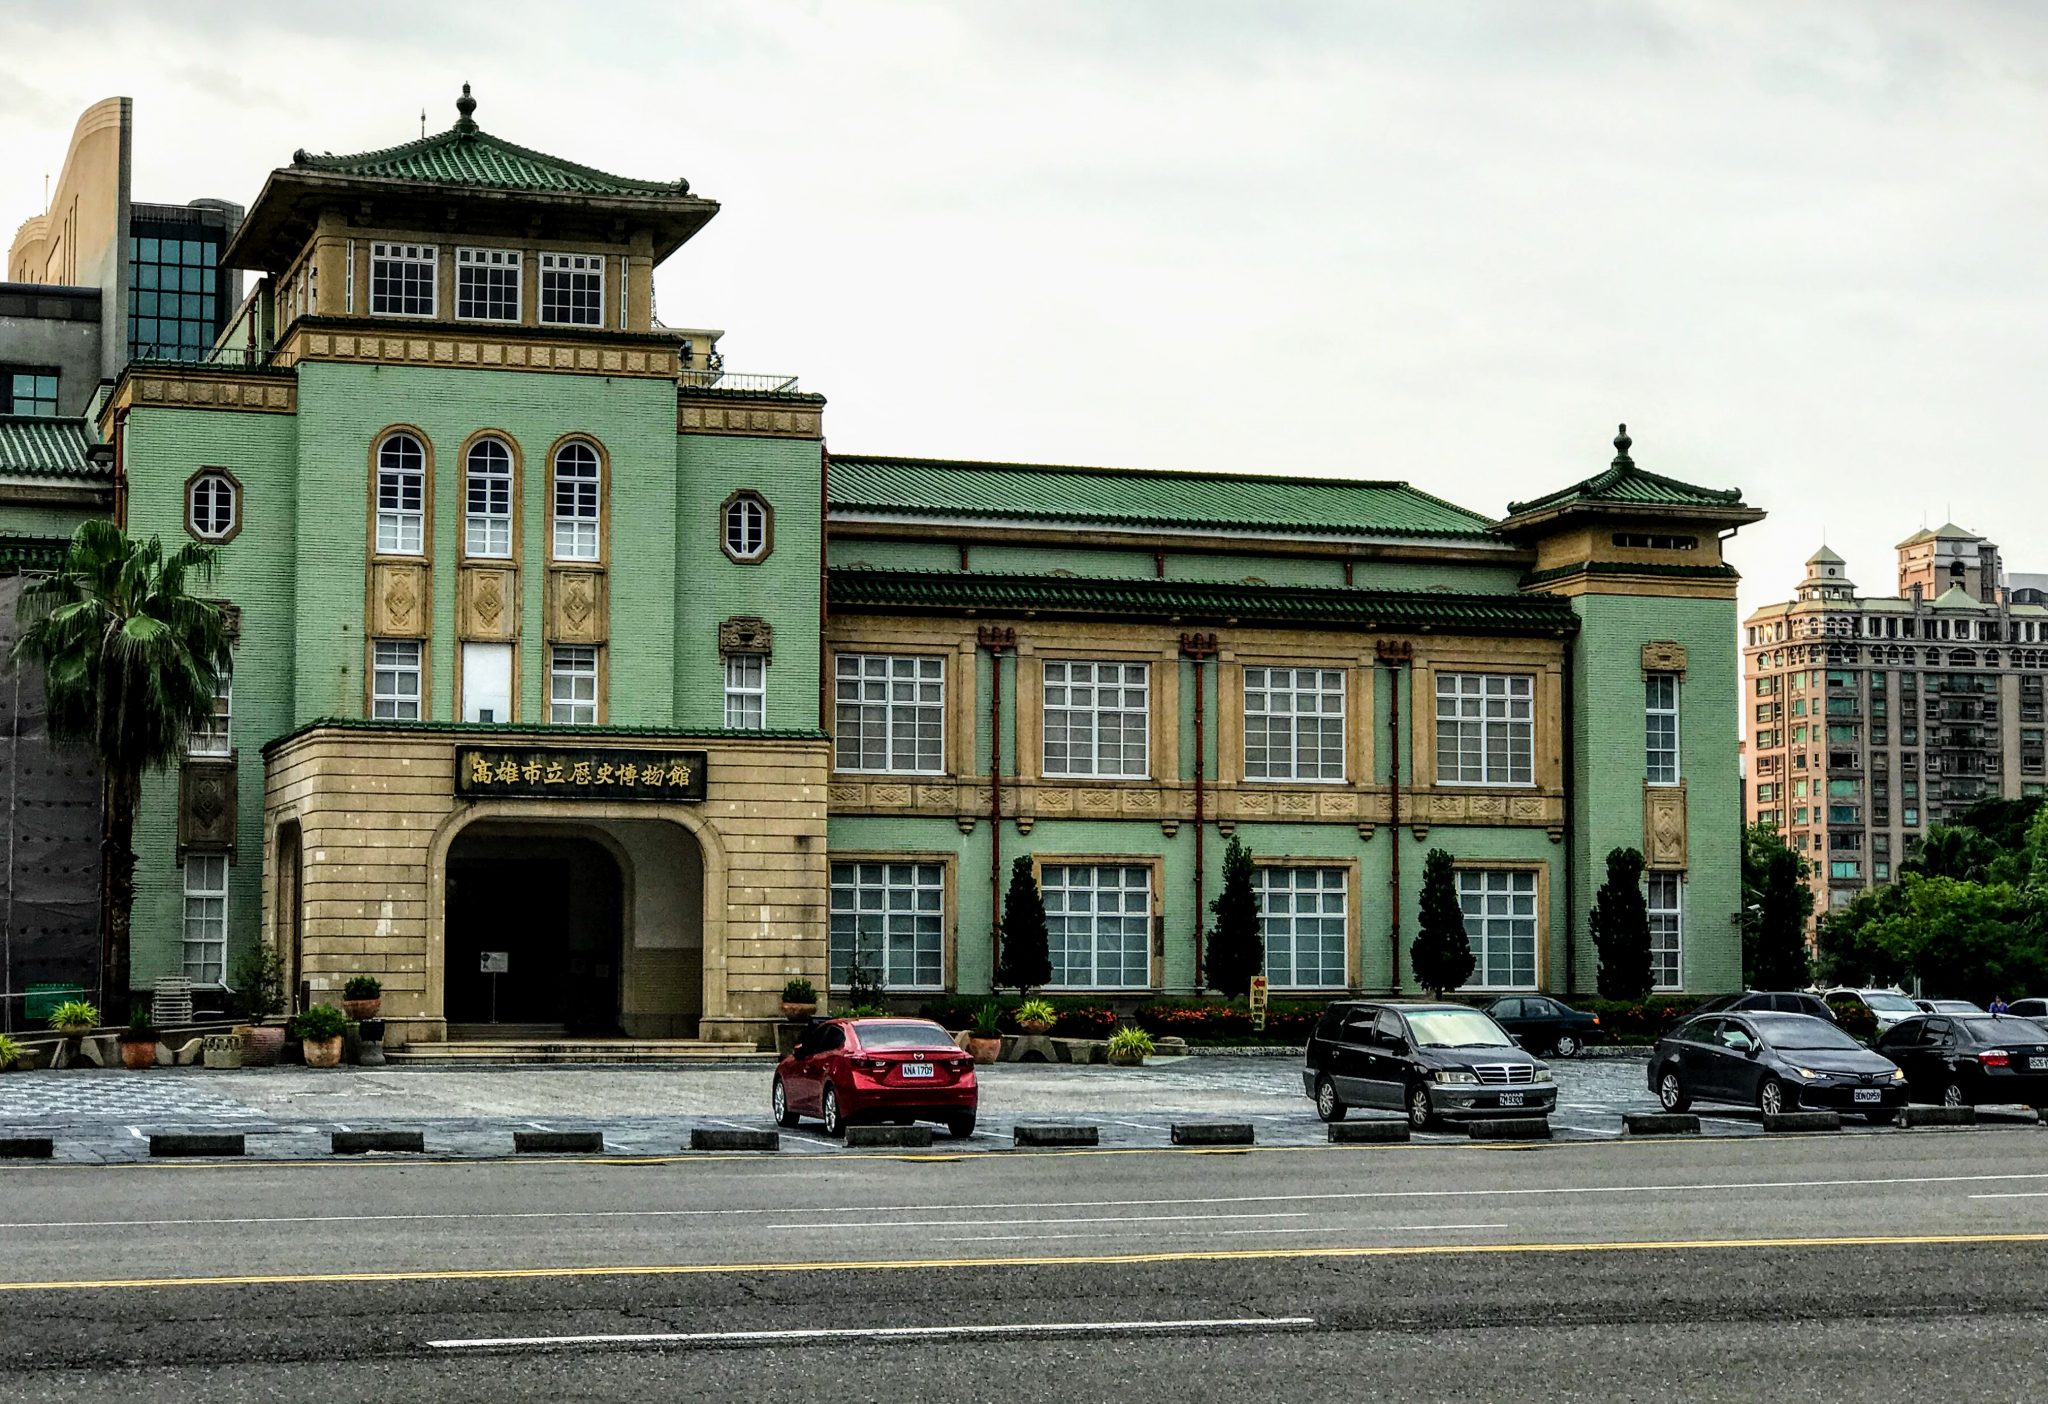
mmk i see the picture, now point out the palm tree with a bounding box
[14,520,232,1018]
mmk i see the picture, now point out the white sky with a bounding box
[3,0,2044,620]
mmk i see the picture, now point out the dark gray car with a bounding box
[1302,1001,1556,1129]
[1649,1011,1906,1123]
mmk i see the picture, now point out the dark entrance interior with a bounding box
[445,830,623,1034]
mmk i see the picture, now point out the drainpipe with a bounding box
[817,442,831,731]
[1180,632,1218,991]
[978,626,1014,980]
[111,407,130,530]
[1378,640,1411,994]
[1562,641,1578,997]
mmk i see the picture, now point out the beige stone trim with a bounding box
[279,326,677,379]
[1641,640,1688,676]
[1644,781,1688,870]
[679,400,823,440]
[123,372,296,415]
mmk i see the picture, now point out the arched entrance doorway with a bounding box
[445,830,624,1034]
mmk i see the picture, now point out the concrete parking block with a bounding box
[1170,1122,1255,1146]
[513,1130,605,1153]
[845,1125,934,1149]
[331,1130,426,1154]
[1328,1120,1410,1143]
[1013,1123,1099,1147]
[0,1135,54,1158]
[1899,1105,1976,1128]
[1973,1106,2043,1125]
[149,1132,244,1157]
[1623,1112,1701,1136]
[1762,1111,1841,1133]
[689,1128,779,1151]
[1466,1117,1552,1140]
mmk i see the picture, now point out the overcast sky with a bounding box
[3,1,2043,620]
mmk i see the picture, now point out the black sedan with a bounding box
[1649,1011,1906,1123]
[1481,995,1602,1057]
[1303,1002,1555,1130]
[1874,1014,2048,1108]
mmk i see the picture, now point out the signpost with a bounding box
[1249,975,1269,1033]
[480,951,508,1022]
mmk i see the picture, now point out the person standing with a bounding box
[1990,994,2011,1015]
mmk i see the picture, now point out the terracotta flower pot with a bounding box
[342,997,381,1021]
[1108,1047,1146,1067]
[119,1040,158,1070]
[781,1001,817,1021]
[967,1035,1002,1064]
[56,1022,93,1039]
[241,1024,285,1066]
[1017,1019,1054,1036]
[304,1035,344,1069]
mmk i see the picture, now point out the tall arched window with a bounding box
[552,439,601,561]
[465,437,513,558]
[376,432,426,555]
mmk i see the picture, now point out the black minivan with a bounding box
[1303,1001,1556,1129]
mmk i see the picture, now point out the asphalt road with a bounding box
[6,1130,2048,1400]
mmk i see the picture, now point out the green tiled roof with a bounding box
[828,568,1579,636]
[292,86,690,197]
[1505,425,1746,518]
[0,534,71,572]
[828,455,1498,541]
[0,416,102,480]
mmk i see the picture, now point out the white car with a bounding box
[1823,987,1922,1033]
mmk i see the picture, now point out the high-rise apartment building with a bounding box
[1743,523,2048,919]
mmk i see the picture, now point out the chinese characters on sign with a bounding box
[454,747,710,802]
[1248,975,1269,1032]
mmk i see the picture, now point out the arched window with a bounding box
[722,490,771,562]
[186,469,240,542]
[465,437,513,558]
[552,440,600,561]
[376,432,426,555]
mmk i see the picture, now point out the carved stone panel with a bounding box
[547,568,609,644]
[1644,783,1688,869]
[1642,640,1688,676]
[459,566,518,641]
[718,615,775,659]
[179,760,238,855]
[369,562,429,638]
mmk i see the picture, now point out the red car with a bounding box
[773,1018,978,1138]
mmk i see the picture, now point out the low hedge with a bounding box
[1575,996,1711,1044]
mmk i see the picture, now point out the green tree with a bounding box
[13,522,231,1017]
[993,855,1051,993]
[1900,823,1995,882]
[1207,834,1262,997]
[1740,823,1813,989]
[1591,847,1652,1000]
[1410,847,1475,997]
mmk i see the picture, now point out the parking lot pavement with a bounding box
[1,1052,2040,1162]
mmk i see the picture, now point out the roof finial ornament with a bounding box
[454,82,478,135]
[1612,422,1632,468]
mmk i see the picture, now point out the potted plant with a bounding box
[48,999,99,1039]
[118,1007,160,1070]
[967,1000,1004,1064]
[231,945,287,1066]
[1107,1026,1154,1067]
[341,975,382,1022]
[291,1003,350,1069]
[0,1033,21,1072]
[1015,999,1057,1036]
[781,977,818,1021]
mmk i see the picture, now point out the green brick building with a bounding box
[11,91,1763,1048]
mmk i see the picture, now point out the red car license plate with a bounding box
[901,1064,935,1078]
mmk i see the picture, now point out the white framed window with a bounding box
[464,437,513,557]
[1244,667,1345,781]
[549,646,599,725]
[371,639,422,720]
[723,492,769,561]
[539,252,604,326]
[182,854,229,986]
[724,653,767,729]
[1647,872,1683,991]
[187,471,238,541]
[455,247,521,322]
[375,432,426,555]
[834,653,945,773]
[829,861,944,990]
[1044,864,1152,989]
[189,672,232,757]
[1435,672,1534,786]
[1043,660,1149,778]
[461,641,512,724]
[369,241,437,317]
[1256,866,1347,990]
[552,440,601,561]
[1646,672,1681,786]
[1456,868,1539,990]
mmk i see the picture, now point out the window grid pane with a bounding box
[539,253,604,326]
[725,496,767,558]
[371,639,422,720]
[370,241,436,317]
[189,673,232,757]
[1043,864,1151,990]
[1243,667,1345,781]
[182,854,229,986]
[1435,673,1534,785]
[187,472,237,539]
[455,247,521,321]
[552,442,601,560]
[1256,867,1348,989]
[376,434,425,555]
[464,438,513,557]
[550,646,599,725]
[1646,671,1681,786]
[1456,868,1538,990]
[1647,872,1683,991]
[1043,660,1151,778]
[829,861,945,990]
[834,653,945,773]
[724,653,767,729]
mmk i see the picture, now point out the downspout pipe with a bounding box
[1378,639,1412,994]
[1180,632,1218,991]
[1562,639,1577,996]
[978,626,1014,982]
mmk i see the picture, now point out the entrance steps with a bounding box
[387,1036,773,1066]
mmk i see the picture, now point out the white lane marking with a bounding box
[1969,1192,2048,1200]
[426,1316,1317,1350]
[12,1170,2047,1233]
[1552,1125,1623,1138]
[764,1211,1313,1231]
[929,1223,1510,1243]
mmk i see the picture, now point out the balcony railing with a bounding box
[678,369,803,394]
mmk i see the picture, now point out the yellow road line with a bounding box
[5,1231,2046,1293]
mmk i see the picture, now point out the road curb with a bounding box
[1623,1112,1700,1135]
[1762,1110,1841,1133]
[689,1128,780,1151]
[0,1135,54,1158]
[1466,1118,1552,1140]
[331,1130,426,1154]
[1171,1122,1256,1146]
[845,1125,934,1149]
[1900,1105,1976,1128]
[149,1132,244,1157]
[1329,1120,1409,1143]
[1013,1124,1099,1147]
[513,1130,605,1153]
